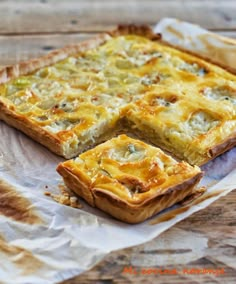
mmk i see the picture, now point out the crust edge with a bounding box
[0,24,162,158]
[0,24,235,162]
[57,160,203,224]
[93,173,202,224]
[0,101,63,156]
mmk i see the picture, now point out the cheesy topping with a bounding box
[203,86,236,105]
[125,82,236,165]
[61,135,201,204]
[187,111,219,136]
[1,33,236,161]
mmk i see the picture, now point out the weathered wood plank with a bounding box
[0,0,235,34]
[0,30,235,67]
[0,33,94,66]
[63,190,236,283]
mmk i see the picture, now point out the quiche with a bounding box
[57,134,202,223]
[123,83,236,165]
[0,25,235,164]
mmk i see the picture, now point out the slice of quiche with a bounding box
[57,134,202,223]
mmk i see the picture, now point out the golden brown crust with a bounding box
[93,173,202,223]
[109,24,162,41]
[57,162,202,223]
[0,25,162,158]
[0,24,161,84]
[0,33,111,84]
[0,101,63,156]
[0,24,236,163]
[56,135,203,223]
[110,24,236,75]
[112,24,236,75]
[0,30,115,157]
[0,23,234,89]
[208,131,236,162]
[1,24,233,83]
[121,118,236,167]
[56,164,95,207]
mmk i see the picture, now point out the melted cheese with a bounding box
[203,86,236,105]
[61,135,201,204]
[125,83,236,165]
[1,33,236,161]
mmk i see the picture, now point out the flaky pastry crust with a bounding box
[0,24,236,164]
[0,25,160,158]
[57,135,203,223]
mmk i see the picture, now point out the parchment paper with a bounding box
[154,18,236,72]
[0,18,236,284]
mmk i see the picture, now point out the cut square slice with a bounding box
[57,134,202,223]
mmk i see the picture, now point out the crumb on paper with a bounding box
[70,196,80,208]
[44,184,82,209]
[196,186,207,193]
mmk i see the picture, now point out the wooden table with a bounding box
[1,1,235,283]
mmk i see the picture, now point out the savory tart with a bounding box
[123,84,236,166]
[57,134,202,223]
[0,25,235,164]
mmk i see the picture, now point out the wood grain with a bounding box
[0,0,235,34]
[0,30,235,67]
[63,190,236,284]
[0,33,94,66]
